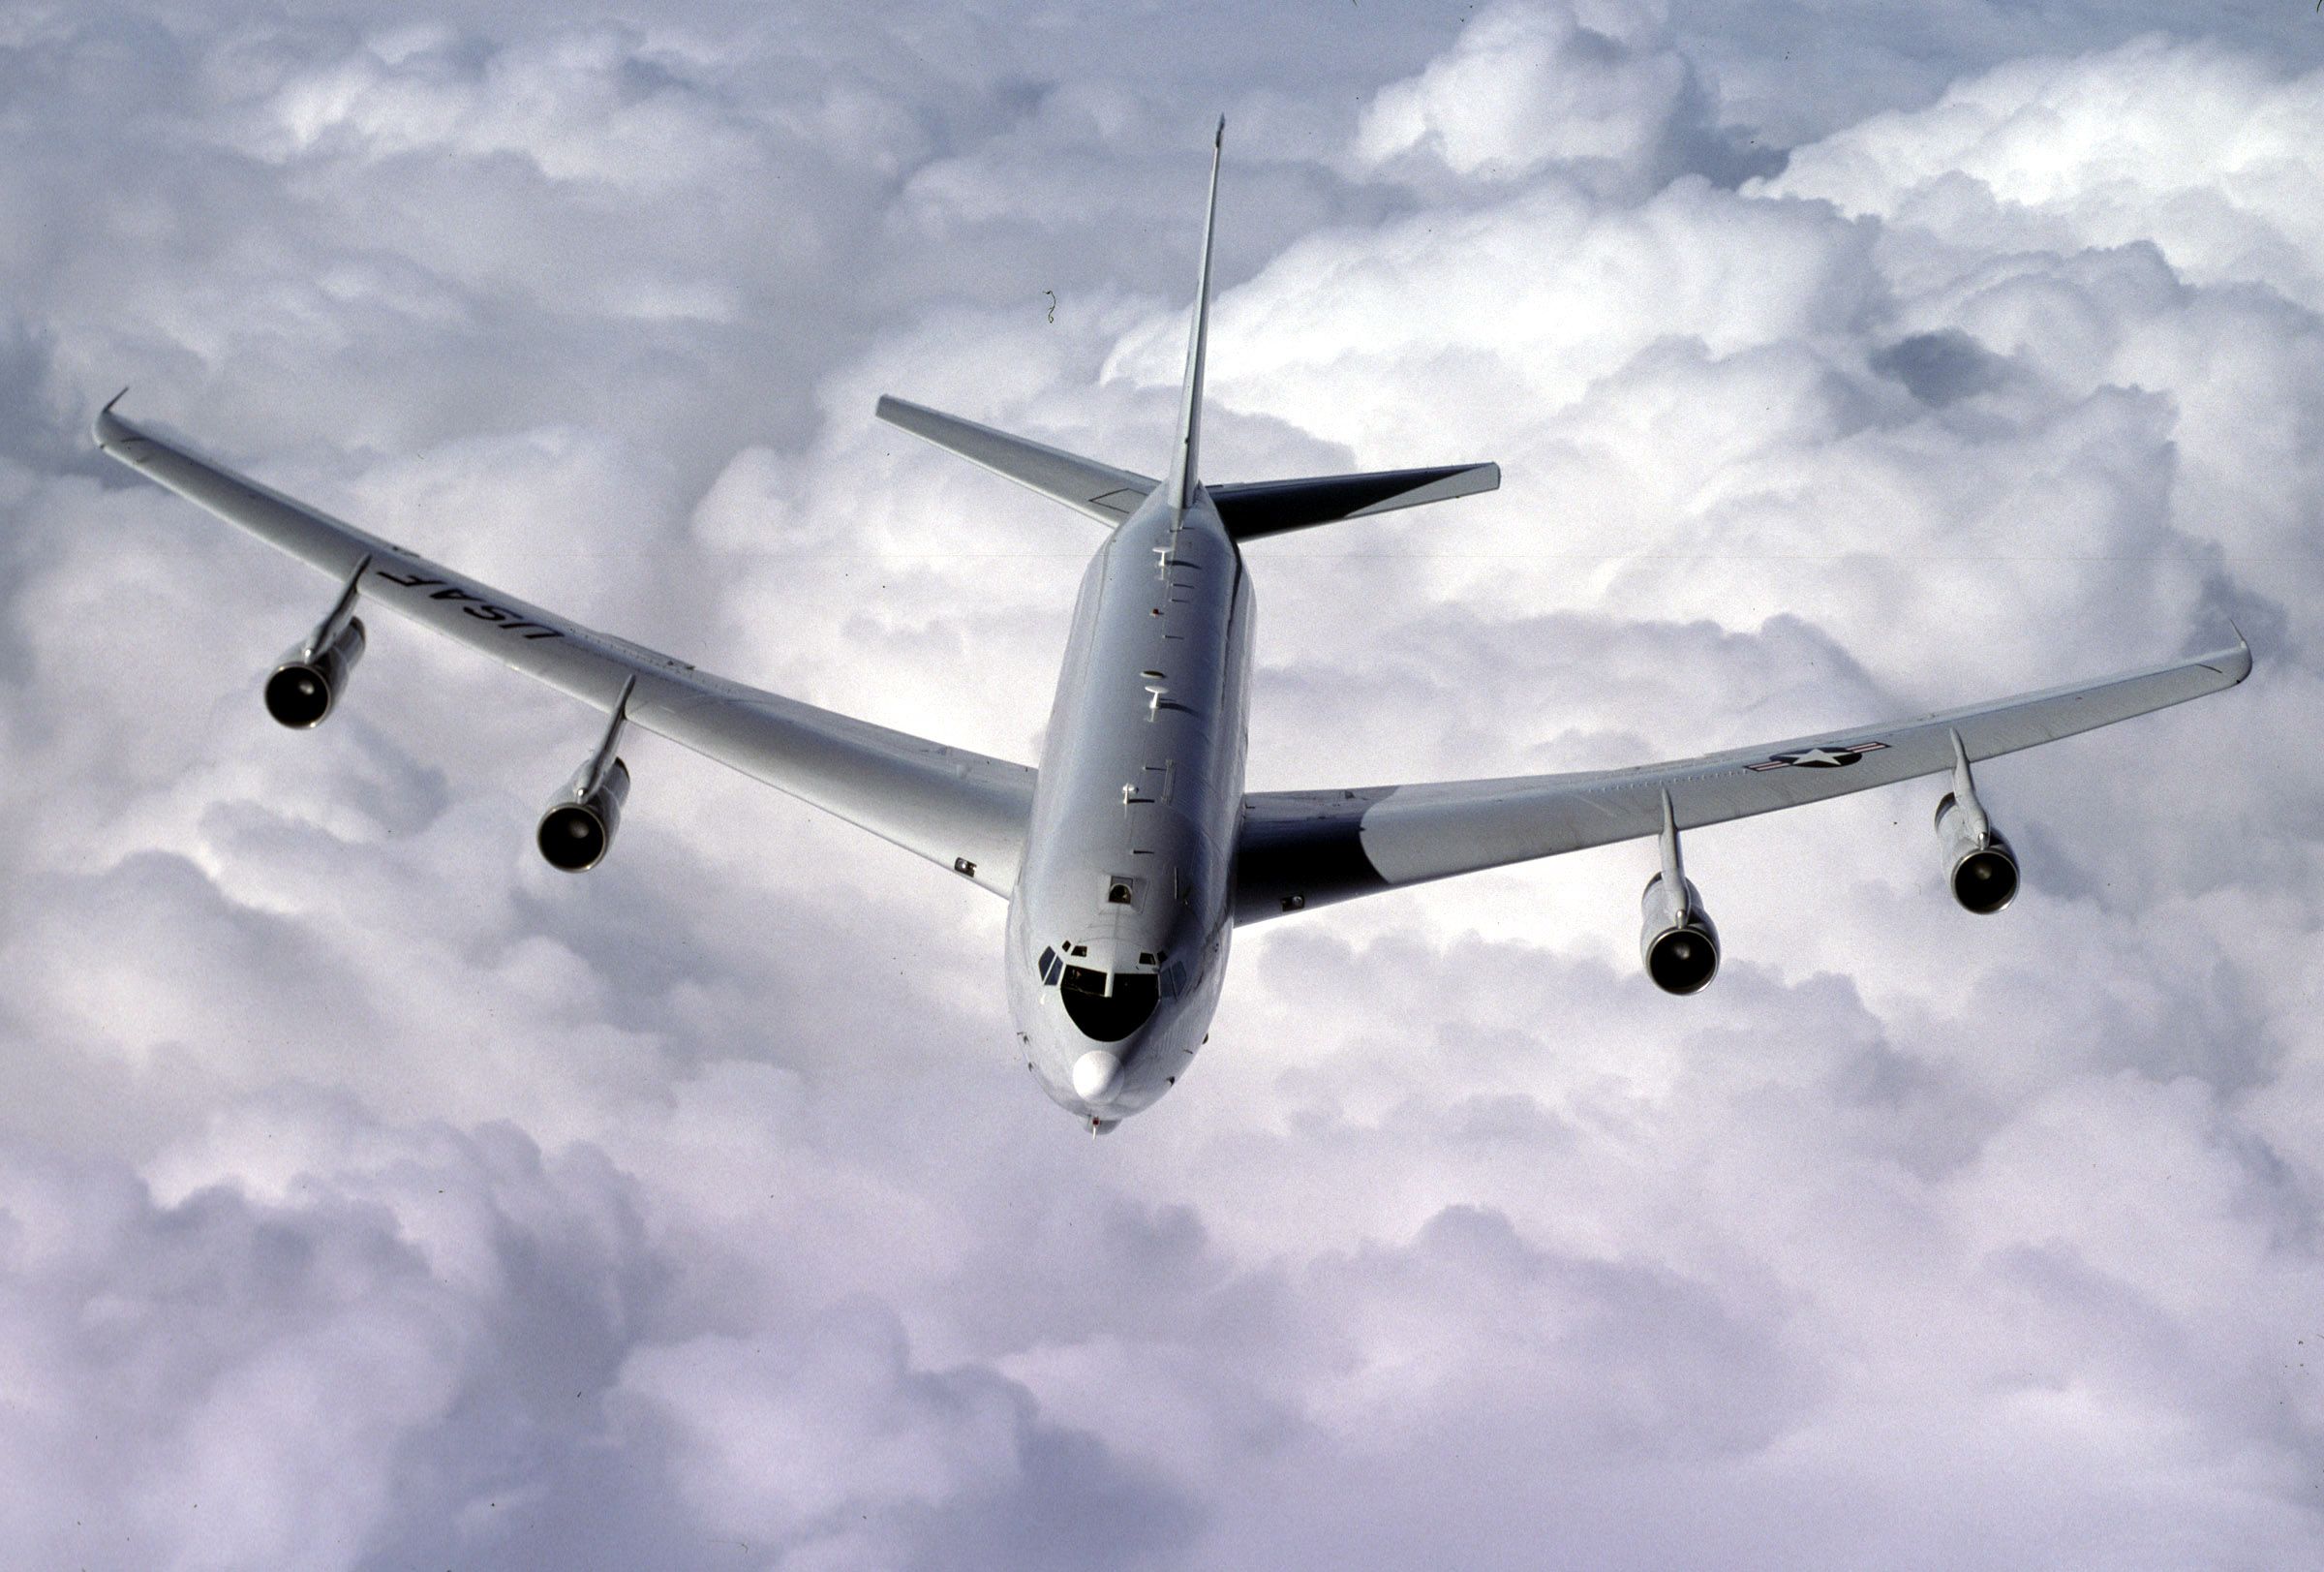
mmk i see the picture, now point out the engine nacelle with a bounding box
[536,756,629,872]
[263,617,366,728]
[1640,871,1721,995]
[1936,791,2018,914]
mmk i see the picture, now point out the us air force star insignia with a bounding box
[1745,739,1889,772]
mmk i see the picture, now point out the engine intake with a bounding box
[1638,794,1719,994]
[1933,732,2018,914]
[1640,872,1721,995]
[537,679,637,873]
[535,757,627,869]
[265,556,371,729]
[537,756,629,872]
[1936,792,2018,914]
[264,616,365,728]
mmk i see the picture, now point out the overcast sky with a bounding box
[4,1,2322,1566]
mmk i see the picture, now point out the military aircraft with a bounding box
[96,122,2248,1131]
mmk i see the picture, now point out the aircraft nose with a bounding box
[1071,1050,1123,1103]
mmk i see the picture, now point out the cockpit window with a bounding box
[1059,966,1160,1042]
[1037,947,1063,986]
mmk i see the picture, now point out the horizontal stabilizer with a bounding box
[877,395,1157,524]
[1208,463,1500,541]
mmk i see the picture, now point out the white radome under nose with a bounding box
[1072,1050,1122,1102]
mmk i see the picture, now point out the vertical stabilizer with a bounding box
[1166,118,1226,512]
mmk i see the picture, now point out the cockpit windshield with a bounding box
[1059,965,1160,1042]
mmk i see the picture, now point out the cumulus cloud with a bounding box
[1,0,2320,1567]
[1351,0,1773,196]
[1771,38,2324,303]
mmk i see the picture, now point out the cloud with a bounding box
[1770,38,2324,305]
[0,2,2319,1568]
[1351,0,1775,196]
[0,1109,660,1567]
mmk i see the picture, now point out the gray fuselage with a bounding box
[1004,485,1253,1126]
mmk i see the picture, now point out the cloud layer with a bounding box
[3,2,2319,1566]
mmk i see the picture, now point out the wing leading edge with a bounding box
[95,404,1036,894]
[1236,638,2251,923]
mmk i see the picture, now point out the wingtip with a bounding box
[2196,619,2254,685]
[92,385,131,447]
[1214,114,1225,146]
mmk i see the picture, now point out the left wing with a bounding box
[1236,639,2251,922]
[96,402,1037,894]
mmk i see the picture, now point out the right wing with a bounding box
[1236,639,2251,922]
[96,403,1036,894]
[875,395,1158,523]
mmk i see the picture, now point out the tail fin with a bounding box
[1166,117,1226,512]
[879,122,1502,542]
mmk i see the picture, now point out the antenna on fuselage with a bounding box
[1164,117,1225,516]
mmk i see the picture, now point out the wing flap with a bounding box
[97,404,1036,893]
[1236,639,2250,922]
[875,395,1156,524]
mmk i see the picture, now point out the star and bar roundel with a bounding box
[1744,739,1890,772]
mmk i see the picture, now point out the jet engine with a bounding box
[1934,731,2017,914]
[1640,871,1721,995]
[1936,794,2017,914]
[264,617,366,728]
[536,677,635,873]
[1638,792,1719,994]
[537,756,629,871]
[265,556,371,728]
